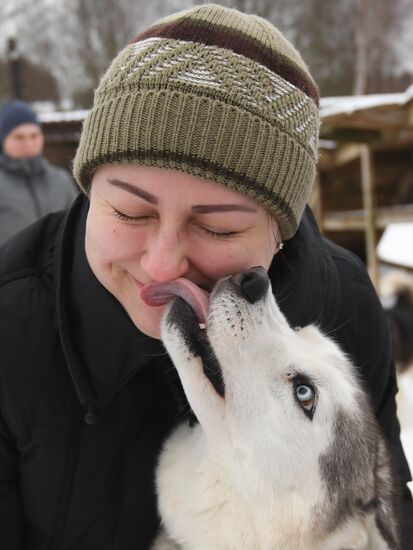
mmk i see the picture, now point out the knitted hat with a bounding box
[73,4,320,239]
[0,100,40,146]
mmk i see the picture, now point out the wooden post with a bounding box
[7,37,23,99]
[360,145,378,288]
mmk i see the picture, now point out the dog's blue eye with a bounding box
[296,385,313,401]
[296,385,315,411]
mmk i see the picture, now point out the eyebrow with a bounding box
[191,204,257,214]
[108,178,158,204]
[107,178,257,213]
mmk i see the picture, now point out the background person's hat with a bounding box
[0,100,40,146]
[74,3,320,240]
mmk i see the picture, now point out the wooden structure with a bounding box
[314,86,413,287]
[39,110,87,175]
[38,88,413,287]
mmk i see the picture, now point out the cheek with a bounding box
[4,139,20,156]
[192,243,263,281]
[87,219,146,269]
[32,137,43,152]
[259,243,277,270]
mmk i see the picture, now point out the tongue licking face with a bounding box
[140,278,210,325]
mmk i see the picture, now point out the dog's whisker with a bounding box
[143,351,170,358]
[273,286,295,306]
[324,314,357,337]
[163,364,179,374]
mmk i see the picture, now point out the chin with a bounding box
[131,305,163,340]
[116,282,164,339]
[137,323,162,339]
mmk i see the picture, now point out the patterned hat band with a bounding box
[73,4,320,240]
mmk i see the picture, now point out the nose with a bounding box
[140,229,189,283]
[229,266,270,303]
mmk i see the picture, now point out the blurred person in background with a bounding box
[0,99,77,245]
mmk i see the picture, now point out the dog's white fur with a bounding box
[152,276,399,550]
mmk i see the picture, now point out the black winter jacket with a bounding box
[0,195,412,549]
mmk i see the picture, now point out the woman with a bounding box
[0,4,411,549]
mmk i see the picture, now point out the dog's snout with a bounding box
[229,267,270,304]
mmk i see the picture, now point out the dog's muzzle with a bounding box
[227,266,270,304]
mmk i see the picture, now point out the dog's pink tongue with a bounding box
[140,278,209,323]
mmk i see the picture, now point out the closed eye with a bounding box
[113,208,152,223]
[198,225,238,240]
[112,208,240,238]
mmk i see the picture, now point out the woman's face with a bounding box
[86,164,281,339]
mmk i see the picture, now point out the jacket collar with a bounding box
[0,153,47,176]
[56,194,165,410]
[55,197,340,411]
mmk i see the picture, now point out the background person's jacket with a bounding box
[0,153,78,246]
[0,194,411,549]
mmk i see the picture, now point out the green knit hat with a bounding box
[73,3,320,239]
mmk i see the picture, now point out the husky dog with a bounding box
[148,267,400,550]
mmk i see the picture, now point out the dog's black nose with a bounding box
[229,267,270,304]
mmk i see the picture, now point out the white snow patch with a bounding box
[38,110,90,123]
[377,223,413,269]
[320,84,413,119]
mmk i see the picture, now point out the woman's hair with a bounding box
[73,3,320,240]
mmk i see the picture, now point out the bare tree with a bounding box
[364,0,410,93]
[2,0,412,106]
[353,0,368,95]
[9,0,198,106]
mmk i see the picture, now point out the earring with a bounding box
[278,242,284,250]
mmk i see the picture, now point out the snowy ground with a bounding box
[397,369,413,496]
